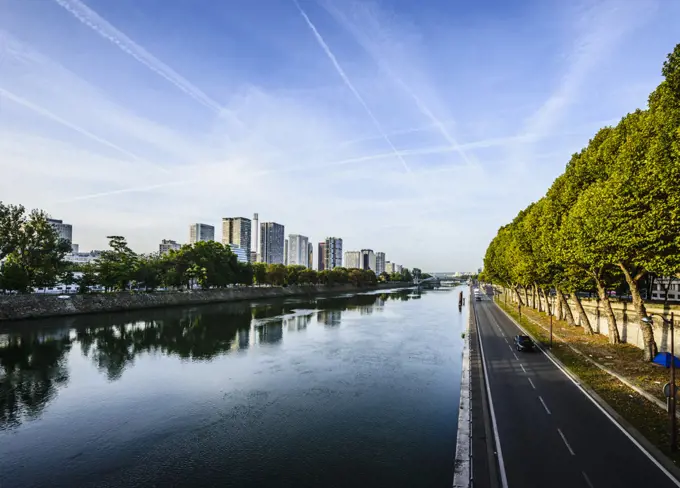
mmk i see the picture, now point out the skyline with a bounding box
[1,0,679,270]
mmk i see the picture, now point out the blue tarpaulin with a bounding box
[652,352,680,368]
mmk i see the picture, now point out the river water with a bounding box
[0,287,466,488]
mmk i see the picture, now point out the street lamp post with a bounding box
[644,312,676,451]
[550,294,554,349]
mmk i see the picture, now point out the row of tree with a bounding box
[0,204,416,293]
[480,44,680,361]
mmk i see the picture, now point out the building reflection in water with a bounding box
[0,289,416,430]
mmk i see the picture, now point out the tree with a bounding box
[253,263,268,286]
[97,236,138,291]
[0,258,30,293]
[0,202,25,261]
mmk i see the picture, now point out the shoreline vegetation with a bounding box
[480,43,680,363]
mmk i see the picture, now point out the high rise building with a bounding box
[385,261,394,274]
[227,245,249,263]
[250,251,257,263]
[325,237,343,269]
[222,217,251,262]
[361,249,376,271]
[159,239,181,254]
[189,223,214,243]
[344,251,361,269]
[284,239,289,265]
[288,234,309,266]
[47,218,73,244]
[260,222,285,264]
[376,252,386,274]
[395,264,403,274]
[308,242,314,269]
[252,213,260,262]
[317,242,326,271]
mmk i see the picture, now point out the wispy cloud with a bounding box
[0,86,169,173]
[321,1,475,167]
[53,0,226,115]
[293,0,411,172]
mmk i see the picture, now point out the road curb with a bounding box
[495,300,680,485]
[452,295,471,487]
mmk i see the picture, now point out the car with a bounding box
[514,335,535,352]
[475,295,482,301]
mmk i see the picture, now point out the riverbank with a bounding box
[0,283,411,322]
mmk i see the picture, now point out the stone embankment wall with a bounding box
[569,298,678,352]
[511,291,680,352]
[0,283,409,322]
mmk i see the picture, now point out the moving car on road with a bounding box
[514,335,535,352]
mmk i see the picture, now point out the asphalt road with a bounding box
[474,295,680,488]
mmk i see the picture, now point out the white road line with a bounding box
[508,345,513,352]
[520,364,527,373]
[494,303,680,487]
[557,428,575,455]
[504,338,509,344]
[528,378,536,389]
[474,305,510,488]
[538,396,552,415]
[512,352,519,361]
[582,471,595,488]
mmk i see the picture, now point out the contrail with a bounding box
[0,86,169,174]
[321,1,474,167]
[293,0,411,173]
[53,0,223,114]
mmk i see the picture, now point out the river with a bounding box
[0,286,466,488]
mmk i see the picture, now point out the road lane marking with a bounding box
[512,352,519,360]
[493,302,680,487]
[582,471,594,488]
[520,364,527,373]
[538,396,551,415]
[504,338,509,344]
[528,378,536,389]
[508,345,513,352]
[557,428,575,455]
[473,303,510,488]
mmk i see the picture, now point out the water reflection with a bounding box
[0,289,417,430]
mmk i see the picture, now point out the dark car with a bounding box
[514,335,535,352]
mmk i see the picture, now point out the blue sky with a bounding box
[1,0,678,271]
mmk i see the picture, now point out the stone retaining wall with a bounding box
[0,283,409,322]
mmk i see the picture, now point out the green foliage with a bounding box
[482,42,680,357]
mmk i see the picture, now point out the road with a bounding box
[474,294,680,488]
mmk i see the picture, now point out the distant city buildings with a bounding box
[376,252,386,275]
[308,242,313,269]
[250,251,257,263]
[325,237,343,269]
[189,223,214,244]
[222,217,251,262]
[361,249,376,271]
[64,250,102,265]
[159,239,181,254]
[288,234,309,266]
[318,242,326,271]
[344,251,361,269]
[385,262,403,274]
[284,239,289,265]
[47,218,73,243]
[260,222,285,264]
[394,264,403,274]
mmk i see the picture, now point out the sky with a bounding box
[0,0,678,272]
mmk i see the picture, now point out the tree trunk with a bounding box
[555,292,563,320]
[541,288,551,315]
[514,286,524,306]
[524,288,529,307]
[618,264,657,361]
[535,285,543,312]
[595,278,621,344]
[572,293,594,335]
[556,289,575,325]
